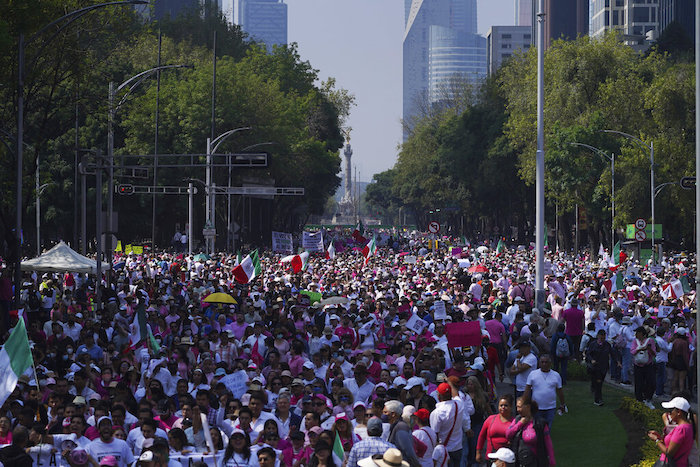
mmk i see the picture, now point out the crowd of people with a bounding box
[0,229,697,467]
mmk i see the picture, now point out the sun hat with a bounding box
[487,448,516,463]
[662,397,690,412]
[370,449,409,467]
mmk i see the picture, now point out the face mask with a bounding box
[67,348,73,354]
[390,370,398,378]
[49,353,56,358]
[381,414,389,423]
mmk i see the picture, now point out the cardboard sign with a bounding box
[406,314,428,334]
[219,370,249,399]
[445,321,482,348]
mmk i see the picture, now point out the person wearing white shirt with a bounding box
[429,382,467,466]
[510,340,538,396]
[653,329,673,397]
[412,409,437,467]
[125,420,167,455]
[343,365,374,405]
[86,417,135,467]
[523,354,565,429]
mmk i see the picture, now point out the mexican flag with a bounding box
[281,251,309,273]
[609,241,627,271]
[496,238,505,256]
[0,319,34,407]
[129,302,148,349]
[362,236,377,265]
[332,433,345,466]
[234,250,242,267]
[326,242,336,260]
[352,221,366,244]
[603,272,624,295]
[232,250,262,284]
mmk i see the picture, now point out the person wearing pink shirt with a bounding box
[561,298,585,359]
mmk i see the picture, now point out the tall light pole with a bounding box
[534,0,546,309]
[206,127,252,254]
[14,0,147,307]
[603,129,655,263]
[695,0,699,424]
[107,64,192,280]
[568,142,616,252]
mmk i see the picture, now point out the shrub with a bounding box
[620,397,665,467]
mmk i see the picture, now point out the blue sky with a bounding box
[285,0,515,181]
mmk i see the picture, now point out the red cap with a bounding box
[437,382,451,395]
[414,408,430,421]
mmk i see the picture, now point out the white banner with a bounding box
[406,314,428,334]
[25,446,68,467]
[272,231,293,254]
[170,453,218,467]
[219,370,249,399]
[302,231,324,252]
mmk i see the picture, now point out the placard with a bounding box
[219,370,249,399]
[445,321,482,348]
[406,314,428,334]
[302,231,324,252]
[272,231,293,254]
[433,301,447,320]
[658,305,674,318]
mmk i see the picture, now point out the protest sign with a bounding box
[406,314,428,334]
[170,454,218,467]
[302,231,324,252]
[658,305,674,318]
[27,446,67,467]
[404,255,417,264]
[433,301,447,320]
[300,290,322,304]
[450,247,462,256]
[458,259,471,269]
[445,321,482,348]
[219,370,248,399]
[272,231,293,254]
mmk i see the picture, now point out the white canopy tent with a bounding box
[20,241,109,274]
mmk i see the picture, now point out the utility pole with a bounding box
[534,0,546,309]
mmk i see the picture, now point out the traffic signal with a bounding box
[117,184,134,195]
[680,177,696,190]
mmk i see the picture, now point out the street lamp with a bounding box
[568,142,616,252]
[535,0,546,309]
[205,127,252,254]
[14,0,147,307]
[603,129,655,264]
[107,64,192,282]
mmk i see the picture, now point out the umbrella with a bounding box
[203,292,237,304]
[194,253,211,261]
[468,264,488,273]
[319,296,349,306]
[476,246,489,254]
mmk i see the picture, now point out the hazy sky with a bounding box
[285,0,515,181]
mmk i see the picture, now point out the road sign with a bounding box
[625,224,662,239]
[680,176,696,189]
[634,218,647,230]
[428,221,440,233]
[211,186,304,196]
[202,228,216,238]
[635,230,647,242]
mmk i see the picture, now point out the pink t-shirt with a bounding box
[562,307,585,336]
[484,320,506,344]
[661,423,694,467]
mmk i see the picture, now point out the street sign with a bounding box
[211,186,304,196]
[116,185,197,195]
[625,224,662,239]
[428,221,440,233]
[634,218,647,230]
[680,176,696,189]
[635,230,647,242]
[202,228,216,238]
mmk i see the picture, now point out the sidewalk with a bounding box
[603,374,699,412]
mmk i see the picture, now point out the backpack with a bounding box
[555,336,571,358]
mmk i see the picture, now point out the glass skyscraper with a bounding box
[403,0,486,129]
[238,0,288,50]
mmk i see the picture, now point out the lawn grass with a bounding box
[549,380,630,466]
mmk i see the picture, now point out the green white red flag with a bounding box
[362,236,376,265]
[232,250,262,284]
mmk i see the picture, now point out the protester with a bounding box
[631,326,657,409]
[647,397,696,467]
[585,330,612,406]
[505,398,555,466]
[475,395,515,465]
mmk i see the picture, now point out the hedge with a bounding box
[620,397,665,467]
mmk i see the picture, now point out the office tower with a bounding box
[515,0,533,26]
[486,26,532,74]
[238,0,287,49]
[659,0,695,44]
[590,0,660,44]
[542,0,588,49]
[403,0,486,128]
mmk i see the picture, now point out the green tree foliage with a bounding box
[0,1,348,256]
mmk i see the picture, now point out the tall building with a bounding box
[238,0,287,49]
[487,26,532,74]
[514,0,533,27]
[659,0,696,43]
[590,0,660,47]
[403,0,486,127]
[541,0,588,49]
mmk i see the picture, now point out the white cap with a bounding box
[404,376,425,391]
[302,361,315,369]
[487,448,516,463]
[662,397,691,412]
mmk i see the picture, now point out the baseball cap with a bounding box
[414,408,430,421]
[404,376,424,391]
[662,397,691,412]
[488,448,516,463]
[437,383,451,395]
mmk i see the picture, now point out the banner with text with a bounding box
[302,231,324,252]
[272,231,293,254]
